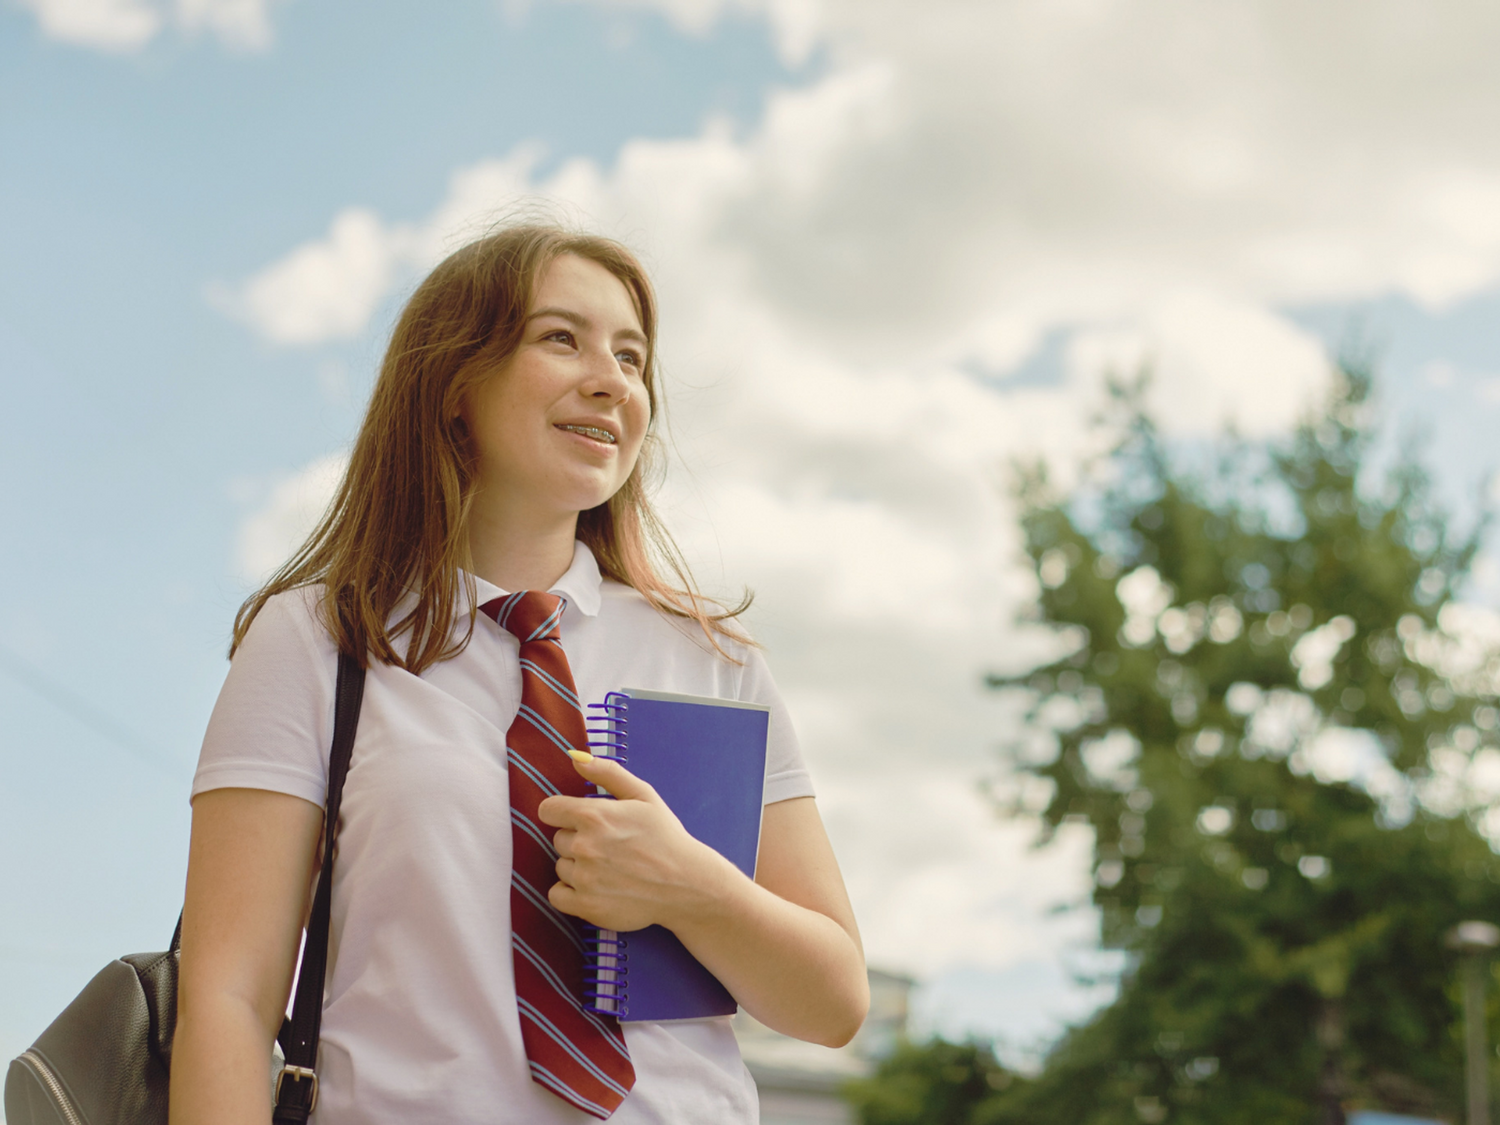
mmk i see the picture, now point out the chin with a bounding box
[565,474,632,513]
[558,487,623,518]
[530,463,634,520]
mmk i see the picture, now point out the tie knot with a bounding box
[482,590,566,644]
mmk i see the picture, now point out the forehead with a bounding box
[532,253,644,334]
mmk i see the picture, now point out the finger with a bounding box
[552,827,577,859]
[565,750,660,803]
[548,880,581,917]
[538,794,592,828]
[555,856,577,884]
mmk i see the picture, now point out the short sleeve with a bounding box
[736,647,815,805]
[191,587,338,807]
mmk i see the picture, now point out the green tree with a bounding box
[983,367,1500,1123]
[843,1039,1026,1125]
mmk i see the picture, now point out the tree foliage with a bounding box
[996,368,1500,1122]
[850,368,1500,1124]
[843,1040,1026,1125]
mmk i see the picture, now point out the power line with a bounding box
[0,638,185,777]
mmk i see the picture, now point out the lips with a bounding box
[556,423,618,445]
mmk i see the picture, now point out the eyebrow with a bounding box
[526,306,648,348]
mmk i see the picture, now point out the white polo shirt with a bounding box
[192,542,815,1125]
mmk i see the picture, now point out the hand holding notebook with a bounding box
[548,748,742,935]
[539,689,771,1021]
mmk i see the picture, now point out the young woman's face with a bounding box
[466,253,651,525]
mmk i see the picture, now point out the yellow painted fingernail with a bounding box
[567,749,594,765]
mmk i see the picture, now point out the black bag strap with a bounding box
[273,650,366,1123]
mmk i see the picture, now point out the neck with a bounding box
[466,497,580,593]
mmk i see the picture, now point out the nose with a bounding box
[580,345,633,403]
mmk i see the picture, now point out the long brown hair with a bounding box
[232,223,750,671]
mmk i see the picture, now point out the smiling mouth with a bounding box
[556,424,617,445]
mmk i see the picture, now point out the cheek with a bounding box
[465,377,519,458]
[470,411,522,476]
[626,398,652,455]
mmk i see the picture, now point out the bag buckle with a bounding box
[275,1064,319,1113]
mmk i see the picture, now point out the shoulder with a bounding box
[596,579,757,664]
[196,586,337,806]
[236,585,338,669]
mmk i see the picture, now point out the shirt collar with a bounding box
[467,540,603,619]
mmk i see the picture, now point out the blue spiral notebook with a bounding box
[582,688,770,1022]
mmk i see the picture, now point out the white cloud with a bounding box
[222,0,1500,1026]
[1294,727,1399,792]
[16,0,161,51]
[221,209,408,345]
[553,0,1500,320]
[700,481,973,629]
[17,0,282,51]
[1290,615,1357,691]
[1081,730,1142,793]
[175,0,277,50]
[833,770,1096,977]
[217,151,545,344]
[235,453,347,584]
[1066,294,1329,435]
[552,0,824,66]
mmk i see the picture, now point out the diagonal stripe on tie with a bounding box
[516,703,583,756]
[511,872,586,953]
[520,658,583,708]
[510,807,560,859]
[509,749,563,799]
[514,933,634,1055]
[482,590,635,1119]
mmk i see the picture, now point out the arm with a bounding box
[542,754,869,1047]
[170,788,324,1125]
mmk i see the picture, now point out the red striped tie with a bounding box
[482,591,636,1118]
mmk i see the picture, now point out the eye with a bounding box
[615,348,644,370]
[542,328,576,347]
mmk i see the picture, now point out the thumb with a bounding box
[566,749,659,803]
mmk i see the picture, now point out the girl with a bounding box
[171,224,868,1124]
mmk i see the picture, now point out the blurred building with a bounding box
[735,968,914,1125]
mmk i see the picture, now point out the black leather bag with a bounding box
[5,652,366,1125]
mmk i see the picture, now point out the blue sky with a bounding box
[8,0,1500,1071]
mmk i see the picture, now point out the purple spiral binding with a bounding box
[581,692,630,1016]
